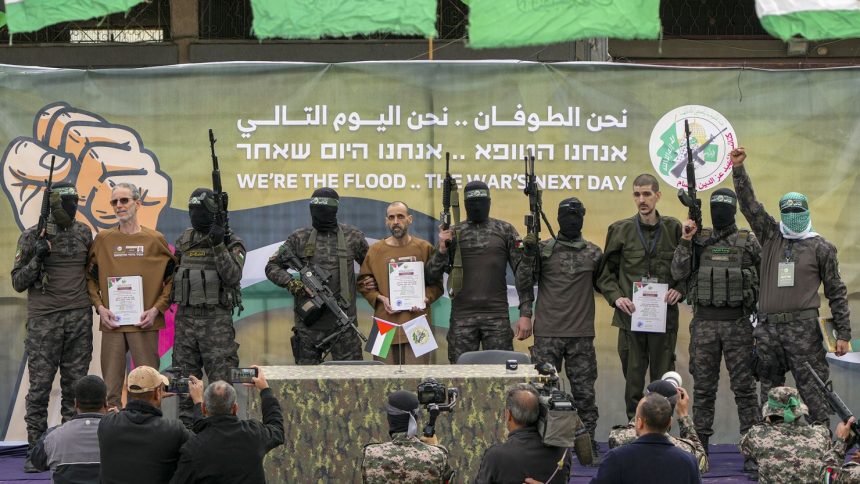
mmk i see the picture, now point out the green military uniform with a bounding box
[597,212,684,418]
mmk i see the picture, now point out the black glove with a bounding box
[522,233,539,258]
[34,239,50,260]
[208,224,225,245]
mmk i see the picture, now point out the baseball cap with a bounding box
[127,366,169,393]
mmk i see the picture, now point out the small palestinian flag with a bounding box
[365,317,399,358]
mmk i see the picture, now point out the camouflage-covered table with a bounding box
[249,364,538,483]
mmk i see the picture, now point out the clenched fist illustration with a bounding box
[1,102,172,232]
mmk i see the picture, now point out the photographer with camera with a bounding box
[171,366,284,484]
[98,366,203,484]
[607,374,708,474]
[361,389,454,483]
[592,393,700,484]
[474,383,571,484]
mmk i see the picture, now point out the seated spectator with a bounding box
[170,366,285,484]
[474,383,571,484]
[591,393,700,483]
[361,389,453,483]
[98,366,202,484]
[31,375,108,483]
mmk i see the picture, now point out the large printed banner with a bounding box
[1,62,859,441]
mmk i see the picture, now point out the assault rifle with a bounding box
[676,120,703,234]
[285,254,367,357]
[36,156,57,293]
[522,152,556,280]
[209,129,231,245]
[804,361,858,437]
[441,152,459,266]
[37,155,57,239]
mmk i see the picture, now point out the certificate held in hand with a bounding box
[108,275,144,326]
[388,261,426,311]
[631,281,668,333]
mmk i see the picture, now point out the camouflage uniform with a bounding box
[519,236,602,441]
[361,432,453,483]
[425,218,532,364]
[740,386,831,483]
[733,165,851,425]
[671,226,762,441]
[11,222,93,448]
[608,414,709,474]
[266,224,368,364]
[172,228,245,425]
[822,440,860,484]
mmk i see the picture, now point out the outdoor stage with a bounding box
[0,440,760,483]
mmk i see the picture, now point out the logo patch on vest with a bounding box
[186,250,207,257]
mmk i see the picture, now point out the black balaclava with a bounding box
[49,182,79,229]
[557,197,586,240]
[188,188,217,233]
[464,181,491,223]
[710,188,737,231]
[309,187,339,231]
[386,390,419,437]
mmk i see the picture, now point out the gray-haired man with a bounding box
[170,366,284,484]
[474,383,571,484]
[86,182,176,407]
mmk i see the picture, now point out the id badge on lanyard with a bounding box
[778,241,795,288]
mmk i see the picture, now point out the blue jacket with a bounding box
[590,433,701,484]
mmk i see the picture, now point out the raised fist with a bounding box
[1,102,171,233]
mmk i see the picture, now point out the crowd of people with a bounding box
[11,143,858,483]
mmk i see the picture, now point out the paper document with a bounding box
[388,261,426,310]
[631,281,668,333]
[108,275,144,326]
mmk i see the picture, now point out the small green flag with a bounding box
[251,0,438,40]
[464,0,661,49]
[4,0,144,34]
[756,0,860,41]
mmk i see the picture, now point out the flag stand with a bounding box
[394,327,406,374]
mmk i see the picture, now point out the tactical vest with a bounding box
[693,229,757,310]
[173,229,242,311]
[302,227,351,303]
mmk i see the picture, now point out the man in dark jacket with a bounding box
[474,383,570,484]
[591,393,700,484]
[31,375,108,483]
[98,365,202,484]
[170,366,284,483]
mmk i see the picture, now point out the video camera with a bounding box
[530,363,594,466]
[163,367,190,395]
[417,378,458,438]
